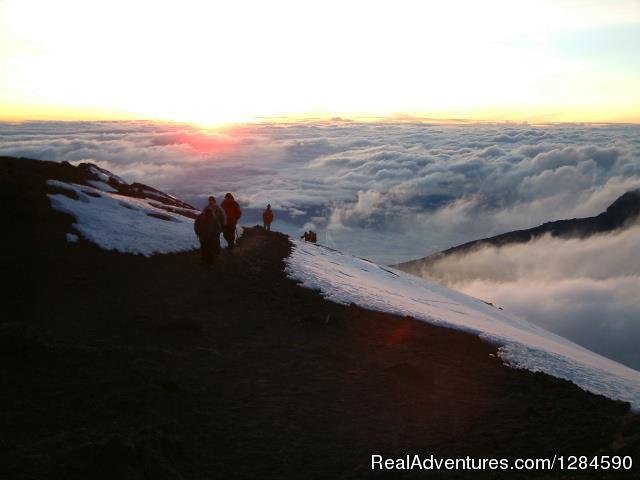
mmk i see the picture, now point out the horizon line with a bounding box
[1,114,640,127]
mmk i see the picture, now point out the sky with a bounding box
[1,0,640,123]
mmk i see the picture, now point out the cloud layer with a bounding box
[420,226,640,370]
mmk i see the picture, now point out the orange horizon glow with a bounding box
[2,108,639,128]
[2,1,639,127]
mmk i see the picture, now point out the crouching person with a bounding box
[301,230,317,243]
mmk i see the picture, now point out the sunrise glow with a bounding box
[1,0,640,124]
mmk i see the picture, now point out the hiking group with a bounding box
[194,194,275,266]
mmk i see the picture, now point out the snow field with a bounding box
[47,180,199,256]
[286,240,640,410]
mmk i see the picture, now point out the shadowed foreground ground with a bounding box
[1,157,639,479]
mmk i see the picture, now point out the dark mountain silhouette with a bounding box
[396,189,640,272]
[2,156,639,479]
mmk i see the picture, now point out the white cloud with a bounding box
[419,226,640,369]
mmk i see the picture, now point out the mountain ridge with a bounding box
[396,188,640,272]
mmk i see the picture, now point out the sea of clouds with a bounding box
[2,119,639,368]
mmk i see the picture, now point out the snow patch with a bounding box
[147,201,198,217]
[66,233,79,243]
[47,180,198,256]
[46,179,75,191]
[89,165,125,184]
[89,166,109,182]
[86,179,117,192]
[285,240,640,410]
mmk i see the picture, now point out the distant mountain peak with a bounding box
[396,188,640,269]
[605,188,640,217]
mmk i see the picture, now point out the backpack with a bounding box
[194,214,202,236]
[213,205,225,230]
[222,199,241,225]
[197,206,224,237]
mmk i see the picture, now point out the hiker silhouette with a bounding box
[194,196,225,266]
[221,193,242,251]
[263,204,274,231]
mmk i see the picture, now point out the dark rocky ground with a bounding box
[1,156,639,479]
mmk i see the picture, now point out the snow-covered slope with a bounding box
[286,240,640,410]
[47,179,198,256]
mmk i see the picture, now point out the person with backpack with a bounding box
[221,193,242,250]
[262,204,274,231]
[194,196,225,266]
